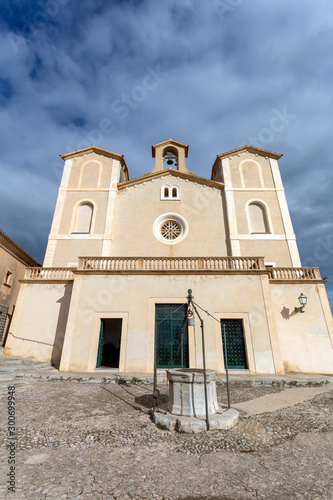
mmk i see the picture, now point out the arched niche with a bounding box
[73,202,94,233]
[79,161,102,188]
[247,202,270,234]
[240,160,264,188]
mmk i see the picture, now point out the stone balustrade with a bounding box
[23,261,323,282]
[24,267,75,280]
[78,256,266,272]
[267,267,322,281]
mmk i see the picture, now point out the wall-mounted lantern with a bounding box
[187,309,195,326]
[294,293,307,313]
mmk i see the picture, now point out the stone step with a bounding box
[0,363,51,372]
[0,358,37,365]
[32,363,52,370]
[0,373,17,380]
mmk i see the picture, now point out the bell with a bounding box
[167,158,174,165]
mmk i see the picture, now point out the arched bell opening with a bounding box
[163,147,178,169]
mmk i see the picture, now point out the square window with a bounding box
[3,270,13,287]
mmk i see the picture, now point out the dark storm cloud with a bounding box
[0,0,332,303]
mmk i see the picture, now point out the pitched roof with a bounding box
[216,145,282,160]
[0,229,41,267]
[211,145,282,178]
[60,145,129,176]
[118,167,223,191]
[151,139,189,157]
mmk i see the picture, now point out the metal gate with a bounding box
[221,319,248,369]
[155,304,189,368]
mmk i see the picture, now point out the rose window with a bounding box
[160,220,182,240]
[153,213,188,245]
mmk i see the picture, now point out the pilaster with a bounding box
[260,275,284,373]
[101,159,121,256]
[317,283,333,349]
[269,158,301,267]
[44,159,73,266]
[59,274,82,371]
[222,158,241,256]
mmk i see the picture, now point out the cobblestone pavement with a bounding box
[0,378,332,499]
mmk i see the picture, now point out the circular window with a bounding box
[153,213,188,245]
[160,220,182,240]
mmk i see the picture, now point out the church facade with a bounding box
[5,139,333,374]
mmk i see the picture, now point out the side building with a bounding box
[0,229,40,346]
[4,140,333,374]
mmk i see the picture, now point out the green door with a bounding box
[155,304,189,368]
[96,320,104,368]
[221,319,248,369]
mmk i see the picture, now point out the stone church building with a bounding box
[5,139,333,374]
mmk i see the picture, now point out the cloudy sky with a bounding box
[0,0,332,304]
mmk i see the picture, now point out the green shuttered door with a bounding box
[221,319,248,369]
[155,304,189,369]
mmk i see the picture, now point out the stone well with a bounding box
[167,368,219,416]
[153,368,239,433]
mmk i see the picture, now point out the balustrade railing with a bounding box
[23,262,322,281]
[78,256,265,272]
[25,268,75,280]
[267,267,321,281]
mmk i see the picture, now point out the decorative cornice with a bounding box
[117,168,224,191]
[269,279,325,284]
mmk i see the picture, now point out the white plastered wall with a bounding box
[57,273,277,374]
[221,153,301,267]
[5,282,73,364]
[271,282,333,373]
[44,154,122,266]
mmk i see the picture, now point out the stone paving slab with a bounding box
[0,377,332,499]
[233,382,333,414]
